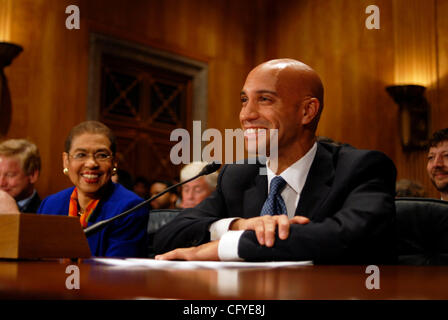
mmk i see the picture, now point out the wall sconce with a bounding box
[0,42,23,137]
[386,84,430,151]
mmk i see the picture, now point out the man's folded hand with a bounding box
[229,215,310,247]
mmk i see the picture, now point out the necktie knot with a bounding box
[260,176,288,216]
[270,176,287,195]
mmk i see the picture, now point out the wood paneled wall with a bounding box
[2,0,447,199]
[3,0,86,197]
[262,0,448,198]
[3,0,260,197]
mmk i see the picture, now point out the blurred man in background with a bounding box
[180,161,218,209]
[149,180,178,209]
[0,139,41,213]
[133,176,151,199]
[427,128,448,201]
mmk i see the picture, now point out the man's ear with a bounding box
[28,170,39,184]
[301,98,320,125]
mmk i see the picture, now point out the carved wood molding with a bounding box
[87,33,208,126]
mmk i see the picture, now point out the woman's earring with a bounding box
[112,167,117,175]
[63,168,69,175]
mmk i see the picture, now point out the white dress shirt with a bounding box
[210,142,318,260]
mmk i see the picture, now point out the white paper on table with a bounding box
[91,258,313,270]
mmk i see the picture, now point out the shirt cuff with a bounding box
[218,230,244,261]
[209,218,239,241]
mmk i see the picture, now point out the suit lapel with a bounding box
[295,143,335,219]
[243,169,268,218]
[22,192,40,213]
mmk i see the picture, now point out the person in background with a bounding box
[149,180,178,209]
[180,161,218,209]
[396,179,426,198]
[133,176,150,199]
[427,128,448,201]
[0,139,41,213]
[112,168,134,190]
[37,121,148,257]
[111,152,134,190]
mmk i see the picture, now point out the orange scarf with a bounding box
[68,188,100,228]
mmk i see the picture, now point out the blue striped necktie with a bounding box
[260,176,288,216]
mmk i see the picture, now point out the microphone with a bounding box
[84,161,221,237]
[198,161,221,176]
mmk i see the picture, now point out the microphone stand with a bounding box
[84,163,220,237]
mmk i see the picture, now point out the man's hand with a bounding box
[0,190,19,214]
[155,240,220,261]
[230,215,310,247]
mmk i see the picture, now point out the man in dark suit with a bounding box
[154,59,396,264]
[0,139,41,213]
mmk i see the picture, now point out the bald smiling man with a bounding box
[154,59,397,264]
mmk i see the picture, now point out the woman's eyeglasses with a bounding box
[69,152,112,162]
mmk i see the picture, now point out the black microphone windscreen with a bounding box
[198,162,221,176]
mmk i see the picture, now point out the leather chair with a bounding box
[395,197,448,265]
[147,208,182,257]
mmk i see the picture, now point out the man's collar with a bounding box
[266,142,318,193]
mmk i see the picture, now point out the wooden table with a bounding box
[0,258,447,300]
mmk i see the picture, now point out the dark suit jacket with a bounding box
[154,141,397,264]
[38,182,148,257]
[19,191,41,213]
